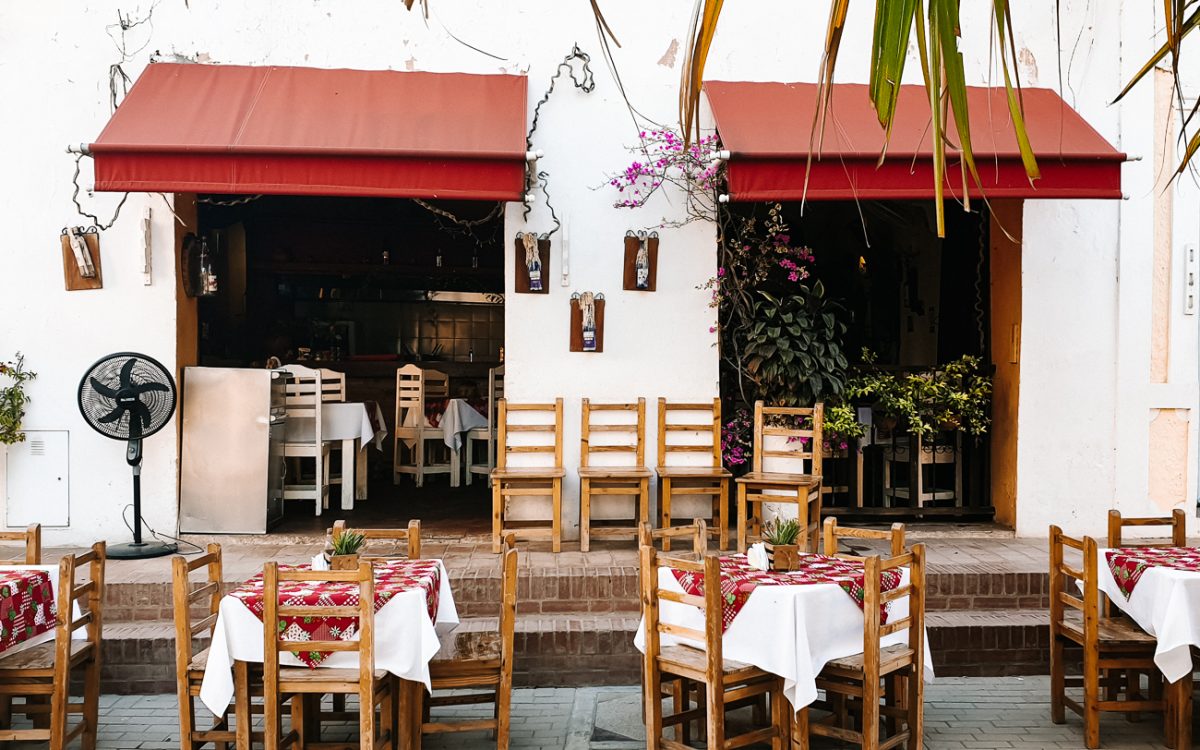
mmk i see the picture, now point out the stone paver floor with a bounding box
[10,676,1174,749]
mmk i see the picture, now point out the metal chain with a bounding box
[197,194,263,206]
[523,45,596,236]
[71,152,128,231]
[412,198,503,228]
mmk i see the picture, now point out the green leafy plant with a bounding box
[0,354,36,446]
[762,517,802,546]
[846,352,992,440]
[823,402,865,451]
[743,283,848,406]
[331,529,366,556]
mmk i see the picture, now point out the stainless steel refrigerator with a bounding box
[179,367,287,533]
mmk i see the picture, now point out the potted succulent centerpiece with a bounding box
[762,517,802,572]
[330,528,366,570]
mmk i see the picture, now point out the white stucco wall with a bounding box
[0,1,1195,543]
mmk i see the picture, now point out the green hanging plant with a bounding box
[0,354,36,446]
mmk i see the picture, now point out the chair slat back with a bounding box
[858,545,924,685]
[0,524,40,565]
[638,521,708,555]
[55,542,105,661]
[316,369,346,402]
[172,544,223,676]
[823,518,906,557]
[263,562,374,684]
[656,398,722,468]
[496,399,563,469]
[1049,526,1097,643]
[1108,508,1186,548]
[580,398,645,467]
[489,366,506,428]
[752,401,824,475]
[640,546,723,677]
[396,365,448,418]
[331,519,422,560]
[281,365,323,442]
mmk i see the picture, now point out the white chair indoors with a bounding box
[393,364,452,486]
[281,364,341,515]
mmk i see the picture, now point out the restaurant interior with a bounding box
[184,195,504,535]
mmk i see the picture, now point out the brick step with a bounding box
[95,609,1050,695]
[102,565,1046,623]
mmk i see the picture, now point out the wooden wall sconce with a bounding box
[514,232,551,294]
[60,226,103,291]
[622,230,658,292]
[569,292,605,353]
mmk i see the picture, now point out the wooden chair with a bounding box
[638,520,708,557]
[1108,508,1186,548]
[641,546,787,750]
[422,534,518,749]
[173,544,272,750]
[579,398,653,552]
[0,542,105,749]
[316,368,347,402]
[282,365,340,515]
[490,399,565,553]
[0,524,40,564]
[262,562,396,750]
[467,365,505,486]
[656,398,731,551]
[393,364,452,487]
[1049,526,1164,749]
[332,519,422,560]
[736,401,824,553]
[823,517,906,557]
[794,544,926,750]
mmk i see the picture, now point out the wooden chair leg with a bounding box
[906,665,923,750]
[497,657,513,750]
[718,480,729,551]
[1083,649,1100,749]
[796,487,809,553]
[234,660,253,750]
[551,479,562,553]
[360,682,376,750]
[660,478,672,552]
[737,483,748,552]
[292,692,309,749]
[177,678,195,750]
[704,675,724,750]
[1049,637,1065,724]
[580,478,591,553]
[1170,674,1192,750]
[492,481,504,554]
[638,478,650,534]
[862,672,881,750]
[769,683,787,750]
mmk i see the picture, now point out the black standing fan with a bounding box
[78,353,178,559]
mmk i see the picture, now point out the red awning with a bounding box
[91,64,529,201]
[704,81,1125,202]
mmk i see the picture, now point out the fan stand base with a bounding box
[107,540,178,559]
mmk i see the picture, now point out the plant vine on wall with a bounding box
[0,354,36,445]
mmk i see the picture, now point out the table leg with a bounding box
[341,439,355,510]
[356,440,369,501]
[450,447,462,488]
[1169,673,1192,750]
[233,660,251,750]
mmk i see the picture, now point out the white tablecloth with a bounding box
[199,559,459,715]
[401,398,489,450]
[634,559,935,708]
[287,402,388,449]
[1098,547,1200,682]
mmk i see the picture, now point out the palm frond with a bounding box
[680,0,725,146]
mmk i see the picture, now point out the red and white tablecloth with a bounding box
[403,398,489,450]
[636,553,933,709]
[0,568,55,654]
[200,559,458,714]
[1099,546,1200,681]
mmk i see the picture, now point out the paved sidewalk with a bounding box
[37,676,1172,749]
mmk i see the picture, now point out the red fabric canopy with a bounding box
[91,64,529,201]
[704,81,1125,202]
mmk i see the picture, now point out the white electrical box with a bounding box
[5,431,69,527]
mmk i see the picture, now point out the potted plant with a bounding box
[762,517,802,571]
[0,354,36,446]
[330,528,366,570]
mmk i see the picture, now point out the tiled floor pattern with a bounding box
[18,676,1175,749]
